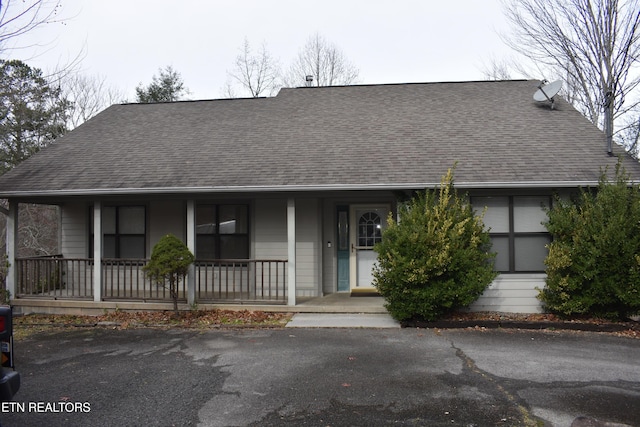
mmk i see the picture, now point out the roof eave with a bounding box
[0,181,602,199]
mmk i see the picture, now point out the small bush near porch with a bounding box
[143,234,194,314]
[373,168,498,321]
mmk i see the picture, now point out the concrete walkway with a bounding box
[287,294,399,328]
[286,313,400,328]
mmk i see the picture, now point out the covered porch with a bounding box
[10,290,388,316]
[4,197,299,307]
[4,189,401,312]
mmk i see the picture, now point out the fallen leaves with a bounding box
[13,309,293,338]
[433,311,640,339]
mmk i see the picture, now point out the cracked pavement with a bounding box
[2,327,639,426]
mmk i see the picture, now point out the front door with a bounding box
[349,205,389,290]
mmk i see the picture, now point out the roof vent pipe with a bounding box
[604,91,614,156]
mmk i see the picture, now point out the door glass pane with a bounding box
[514,197,548,232]
[219,205,248,234]
[358,211,382,247]
[338,211,348,250]
[118,206,145,234]
[119,236,145,259]
[473,197,509,233]
[196,205,216,234]
[514,235,551,271]
[490,236,510,272]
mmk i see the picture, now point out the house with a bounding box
[1,80,638,315]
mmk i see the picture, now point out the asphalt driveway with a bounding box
[1,326,639,427]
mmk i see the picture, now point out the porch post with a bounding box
[5,201,18,299]
[287,198,296,306]
[186,200,196,306]
[93,202,102,302]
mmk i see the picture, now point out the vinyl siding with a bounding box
[470,274,545,313]
[254,198,321,297]
[60,203,88,258]
[294,198,321,297]
[254,199,287,260]
[322,201,336,294]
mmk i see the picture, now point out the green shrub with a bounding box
[539,162,640,320]
[373,168,498,321]
[144,234,195,314]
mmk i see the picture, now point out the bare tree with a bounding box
[0,0,64,54]
[285,33,359,87]
[226,38,281,98]
[0,201,59,257]
[61,73,126,129]
[481,57,514,80]
[501,0,640,137]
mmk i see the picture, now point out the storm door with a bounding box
[349,205,389,289]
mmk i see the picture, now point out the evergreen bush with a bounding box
[540,162,640,320]
[143,234,195,314]
[373,168,498,321]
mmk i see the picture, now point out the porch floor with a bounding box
[295,293,387,313]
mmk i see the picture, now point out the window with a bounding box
[196,204,249,259]
[89,205,146,259]
[357,211,383,247]
[473,196,551,273]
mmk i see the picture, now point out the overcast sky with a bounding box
[10,0,521,101]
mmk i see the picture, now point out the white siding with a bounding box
[470,274,545,313]
[60,203,87,258]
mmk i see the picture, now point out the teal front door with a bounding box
[336,206,350,291]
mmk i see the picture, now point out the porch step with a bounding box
[286,313,400,328]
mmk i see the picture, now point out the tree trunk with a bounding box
[170,278,178,316]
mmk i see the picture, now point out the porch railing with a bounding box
[195,259,287,303]
[16,256,94,299]
[15,257,287,304]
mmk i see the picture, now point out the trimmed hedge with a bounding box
[539,162,640,320]
[373,168,498,321]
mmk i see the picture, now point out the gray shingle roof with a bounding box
[0,80,637,198]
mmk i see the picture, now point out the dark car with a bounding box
[0,306,19,402]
